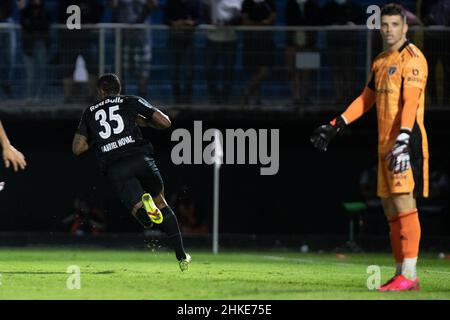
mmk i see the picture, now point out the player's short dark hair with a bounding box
[381,3,407,21]
[97,73,121,95]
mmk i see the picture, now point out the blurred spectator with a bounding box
[171,185,208,235]
[58,0,103,103]
[164,0,200,104]
[323,0,365,105]
[18,0,51,102]
[202,0,242,105]
[285,0,321,108]
[405,8,422,26]
[427,166,449,202]
[418,159,449,234]
[111,0,159,97]
[421,0,450,107]
[62,192,107,236]
[0,0,16,98]
[241,0,277,106]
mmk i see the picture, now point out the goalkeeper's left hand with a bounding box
[384,129,411,174]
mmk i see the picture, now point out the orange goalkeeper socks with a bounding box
[388,210,421,279]
[388,218,403,266]
[398,209,421,259]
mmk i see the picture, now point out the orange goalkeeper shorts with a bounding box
[377,153,429,198]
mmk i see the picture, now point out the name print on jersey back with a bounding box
[101,136,136,153]
[77,95,156,168]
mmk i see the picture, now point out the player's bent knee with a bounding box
[384,210,399,221]
[154,193,168,209]
[391,193,416,213]
[131,201,143,217]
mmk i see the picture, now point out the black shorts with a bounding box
[105,154,164,211]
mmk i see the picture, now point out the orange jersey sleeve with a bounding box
[341,86,376,124]
[402,56,427,90]
[400,55,427,131]
[401,87,422,131]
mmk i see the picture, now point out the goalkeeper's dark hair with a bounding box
[97,73,121,95]
[381,3,407,22]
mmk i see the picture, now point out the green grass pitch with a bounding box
[0,248,449,300]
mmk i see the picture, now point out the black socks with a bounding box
[134,207,153,229]
[160,206,186,261]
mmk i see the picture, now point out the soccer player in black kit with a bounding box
[72,73,191,271]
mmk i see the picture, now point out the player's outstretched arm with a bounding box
[150,110,171,129]
[0,121,26,172]
[310,116,346,152]
[72,133,89,156]
[310,86,376,152]
[135,97,171,129]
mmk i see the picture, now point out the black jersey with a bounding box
[76,95,158,168]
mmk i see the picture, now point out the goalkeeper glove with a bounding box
[310,116,346,152]
[384,129,411,174]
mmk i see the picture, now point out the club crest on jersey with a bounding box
[388,66,397,76]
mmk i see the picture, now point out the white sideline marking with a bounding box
[258,255,450,276]
[263,255,315,264]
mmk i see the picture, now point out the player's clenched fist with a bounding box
[310,116,346,152]
[2,145,27,172]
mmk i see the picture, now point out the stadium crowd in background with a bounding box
[323,0,365,104]
[202,0,241,105]
[0,0,449,106]
[421,0,450,107]
[241,0,277,107]
[164,0,200,104]
[18,0,51,103]
[285,0,321,108]
[0,0,15,98]
[111,0,159,97]
[58,0,104,103]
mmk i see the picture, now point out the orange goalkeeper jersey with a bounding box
[368,41,429,156]
[340,40,429,198]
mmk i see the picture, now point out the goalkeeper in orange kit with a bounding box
[311,3,429,292]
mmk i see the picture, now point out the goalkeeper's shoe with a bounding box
[310,116,346,152]
[378,275,400,292]
[385,275,420,292]
[141,193,163,224]
[179,253,192,272]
